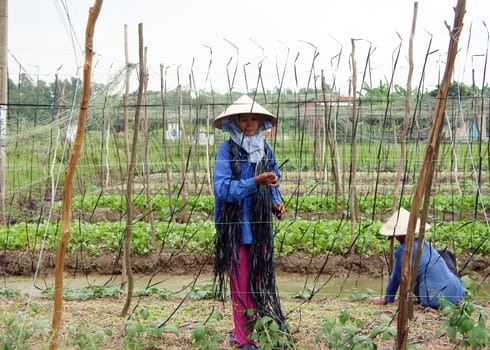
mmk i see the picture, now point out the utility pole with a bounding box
[0,0,7,225]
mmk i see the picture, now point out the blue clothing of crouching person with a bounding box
[370,208,465,309]
[385,237,465,308]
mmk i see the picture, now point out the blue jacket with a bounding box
[213,140,281,244]
[385,238,465,308]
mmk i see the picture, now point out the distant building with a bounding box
[300,95,352,132]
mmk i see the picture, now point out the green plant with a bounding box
[123,308,179,350]
[315,309,379,349]
[350,288,376,301]
[41,285,76,299]
[66,322,111,349]
[188,281,217,300]
[246,311,294,350]
[293,284,317,300]
[0,311,49,349]
[369,315,396,343]
[190,311,223,349]
[41,284,123,300]
[78,284,124,300]
[0,287,20,298]
[134,285,173,299]
[439,299,489,348]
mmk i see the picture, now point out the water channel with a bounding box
[2,272,489,301]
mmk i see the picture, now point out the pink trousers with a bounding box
[230,244,255,345]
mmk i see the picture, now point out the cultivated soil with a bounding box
[1,248,489,279]
[2,292,479,349]
[1,249,489,349]
[2,180,489,349]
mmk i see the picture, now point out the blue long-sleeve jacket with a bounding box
[385,238,465,308]
[213,140,281,244]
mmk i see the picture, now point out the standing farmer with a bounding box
[213,95,288,349]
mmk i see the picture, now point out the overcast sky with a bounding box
[8,0,490,94]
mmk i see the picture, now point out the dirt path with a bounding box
[2,293,479,349]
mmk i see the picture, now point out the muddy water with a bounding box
[2,272,489,301]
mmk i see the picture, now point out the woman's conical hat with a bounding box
[213,95,277,129]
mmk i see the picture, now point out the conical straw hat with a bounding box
[379,208,430,236]
[213,95,276,129]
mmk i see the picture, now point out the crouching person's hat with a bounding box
[379,208,430,237]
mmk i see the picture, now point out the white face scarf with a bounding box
[221,117,272,163]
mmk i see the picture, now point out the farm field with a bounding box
[3,0,490,348]
[4,31,490,348]
[3,290,488,349]
[1,184,489,349]
[1,248,489,350]
[2,128,490,349]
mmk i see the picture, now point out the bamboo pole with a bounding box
[49,1,103,349]
[177,85,188,219]
[189,74,198,193]
[121,22,145,317]
[160,64,173,211]
[321,71,341,216]
[121,23,130,289]
[392,1,418,213]
[349,39,358,245]
[0,0,6,225]
[397,1,466,348]
[313,91,321,182]
[205,104,213,194]
[43,77,64,232]
[104,116,110,188]
[406,5,424,319]
[321,92,328,194]
[142,47,156,244]
[123,24,131,170]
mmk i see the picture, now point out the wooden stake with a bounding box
[397,1,466,348]
[205,104,213,194]
[321,71,341,216]
[49,1,103,349]
[177,85,188,219]
[392,2,417,215]
[160,64,173,212]
[349,38,358,245]
[142,47,156,244]
[120,23,130,290]
[121,22,145,317]
[0,0,8,225]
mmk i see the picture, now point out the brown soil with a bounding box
[1,247,488,280]
[2,198,489,349]
[2,294,475,350]
[1,249,489,349]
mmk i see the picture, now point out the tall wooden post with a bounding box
[120,22,144,317]
[349,38,358,246]
[0,0,7,225]
[396,1,466,348]
[49,2,103,349]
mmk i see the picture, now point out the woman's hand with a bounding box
[255,172,279,187]
[272,203,285,219]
